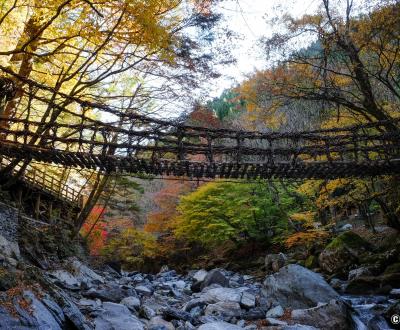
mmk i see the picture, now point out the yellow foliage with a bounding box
[285,230,329,249]
[102,228,158,270]
[290,211,316,227]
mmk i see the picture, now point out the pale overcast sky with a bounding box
[207,0,319,97]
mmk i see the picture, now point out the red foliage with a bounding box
[80,205,108,255]
[145,180,194,234]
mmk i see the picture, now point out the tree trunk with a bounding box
[374,197,400,230]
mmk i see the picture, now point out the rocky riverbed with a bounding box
[0,248,396,329]
[0,229,399,329]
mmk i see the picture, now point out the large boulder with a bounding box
[290,300,352,330]
[94,302,144,330]
[199,269,229,291]
[17,291,63,330]
[319,232,370,274]
[265,253,288,273]
[262,264,340,309]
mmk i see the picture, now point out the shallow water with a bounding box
[342,295,394,330]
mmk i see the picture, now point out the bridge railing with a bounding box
[0,157,82,204]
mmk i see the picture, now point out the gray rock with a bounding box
[49,270,80,290]
[68,257,104,284]
[201,269,229,290]
[94,302,144,330]
[163,307,192,322]
[135,284,153,296]
[339,224,353,231]
[262,264,340,309]
[0,306,31,329]
[52,288,92,330]
[148,316,175,330]
[184,298,207,312]
[348,267,372,281]
[204,301,242,321]
[266,305,284,318]
[159,265,170,273]
[389,288,400,298]
[83,286,127,302]
[329,278,346,292]
[201,288,242,304]
[242,308,265,320]
[290,300,351,330]
[0,234,20,260]
[266,317,288,326]
[193,269,208,283]
[265,253,287,273]
[23,291,62,330]
[240,291,255,309]
[243,325,257,330]
[140,305,157,319]
[282,325,319,330]
[78,298,101,310]
[198,321,243,330]
[41,296,65,326]
[120,296,141,311]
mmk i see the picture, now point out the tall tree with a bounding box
[259,0,400,130]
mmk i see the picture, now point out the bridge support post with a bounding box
[48,201,53,224]
[34,194,41,220]
[17,188,23,207]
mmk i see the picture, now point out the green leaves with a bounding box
[173,180,299,248]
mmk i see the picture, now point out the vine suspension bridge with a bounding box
[1,78,400,207]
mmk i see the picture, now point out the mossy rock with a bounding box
[0,267,17,291]
[345,276,391,295]
[326,232,370,251]
[384,262,400,274]
[305,255,318,269]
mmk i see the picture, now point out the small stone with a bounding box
[240,291,256,309]
[193,269,208,283]
[163,307,192,322]
[198,321,243,330]
[184,298,207,312]
[148,316,175,330]
[242,308,266,320]
[266,305,284,318]
[389,288,400,298]
[140,305,156,319]
[204,301,242,322]
[201,287,242,304]
[135,285,153,296]
[266,317,288,326]
[159,265,170,273]
[120,296,141,311]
